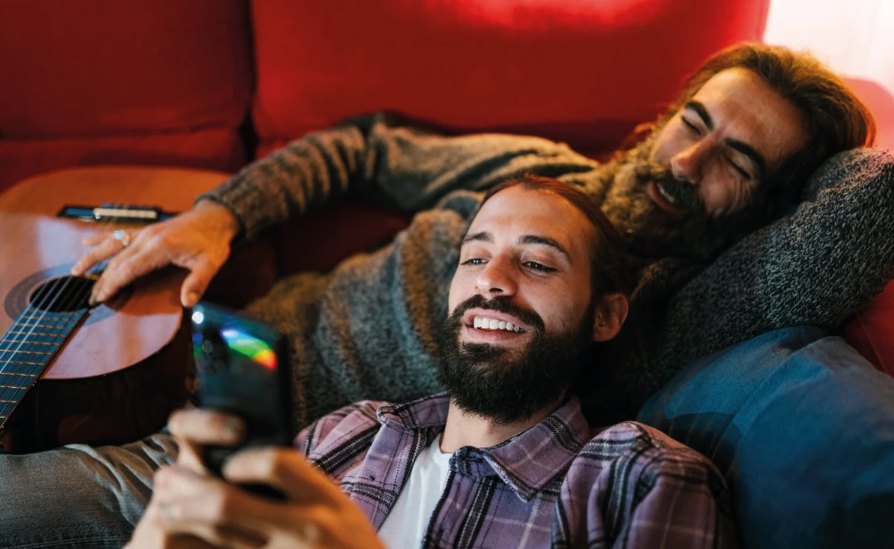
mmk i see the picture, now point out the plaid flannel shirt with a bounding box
[295,394,736,549]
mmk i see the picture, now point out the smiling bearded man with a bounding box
[598,65,813,261]
[126,175,737,549]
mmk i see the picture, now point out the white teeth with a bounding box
[472,316,523,333]
[657,182,678,205]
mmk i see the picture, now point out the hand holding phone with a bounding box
[190,302,293,500]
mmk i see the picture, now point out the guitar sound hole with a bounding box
[29,276,96,312]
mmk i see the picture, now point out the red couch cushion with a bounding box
[251,0,769,155]
[0,129,245,195]
[0,0,252,138]
[274,205,412,277]
[844,280,894,378]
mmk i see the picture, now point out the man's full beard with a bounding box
[597,133,760,261]
[437,295,595,425]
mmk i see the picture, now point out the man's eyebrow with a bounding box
[462,231,493,244]
[684,100,767,177]
[685,100,715,131]
[518,235,571,262]
[724,139,766,178]
[462,232,572,262]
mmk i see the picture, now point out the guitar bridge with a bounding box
[57,203,176,224]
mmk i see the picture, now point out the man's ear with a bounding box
[592,293,629,342]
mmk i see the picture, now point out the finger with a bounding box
[155,466,362,549]
[168,409,245,446]
[152,467,273,548]
[167,535,219,549]
[168,409,244,474]
[182,529,265,549]
[91,243,169,303]
[180,256,220,308]
[72,235,124,276]
[81,232,112,246]
[125,522,215,549]
[151,504,267,549]
[176,440,209,476]
[158,520,266,549]
[222,448,339,506]
[87,233,148,302]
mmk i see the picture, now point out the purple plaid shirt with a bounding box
[295,394,736,548]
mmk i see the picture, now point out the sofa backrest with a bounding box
[0,0,253,192]
[250,0,770,158]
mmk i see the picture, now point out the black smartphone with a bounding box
[190,302,292,499]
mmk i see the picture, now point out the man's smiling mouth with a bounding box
[647,181,688,218]
[459,308,533,348]
[657,181,678,204]
[472,316,525,333]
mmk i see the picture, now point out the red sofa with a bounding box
[1,0,892,370]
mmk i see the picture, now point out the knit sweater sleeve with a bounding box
[663,148,894,366]
[197,113,598,239]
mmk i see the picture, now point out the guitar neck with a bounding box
[0,306,86,427]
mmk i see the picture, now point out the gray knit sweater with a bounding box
[202,114,894,428]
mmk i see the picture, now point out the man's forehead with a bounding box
[467,188,591,254]
[688,68,807,172]
[472,188,574,228]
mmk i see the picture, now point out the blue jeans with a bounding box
[0,433,177,549]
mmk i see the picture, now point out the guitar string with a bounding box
[0,277,89,427]
[0,214,125,416]
[0,259,90,427]
[0,215,109,412]
[0,213,120,413]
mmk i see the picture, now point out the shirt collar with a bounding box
[377,393,590,502]
[376,392,451,429]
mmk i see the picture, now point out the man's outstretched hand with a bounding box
[126,408,387,549]
[71,200,240,308]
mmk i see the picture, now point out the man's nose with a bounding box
[670,139,713,184]
[476,256,518,296]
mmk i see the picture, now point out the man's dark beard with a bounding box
[596,133,762,261]
[437,295,595,425]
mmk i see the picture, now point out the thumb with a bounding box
[223,448,345,507]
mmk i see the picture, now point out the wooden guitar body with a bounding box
[0,166,230,452]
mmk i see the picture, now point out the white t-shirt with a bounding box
[378,436,453,549]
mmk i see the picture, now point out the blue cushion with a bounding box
[638,326,894,549]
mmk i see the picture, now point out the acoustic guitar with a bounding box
[0,166,231,453]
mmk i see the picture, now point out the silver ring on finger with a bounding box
[112,229,132,249]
